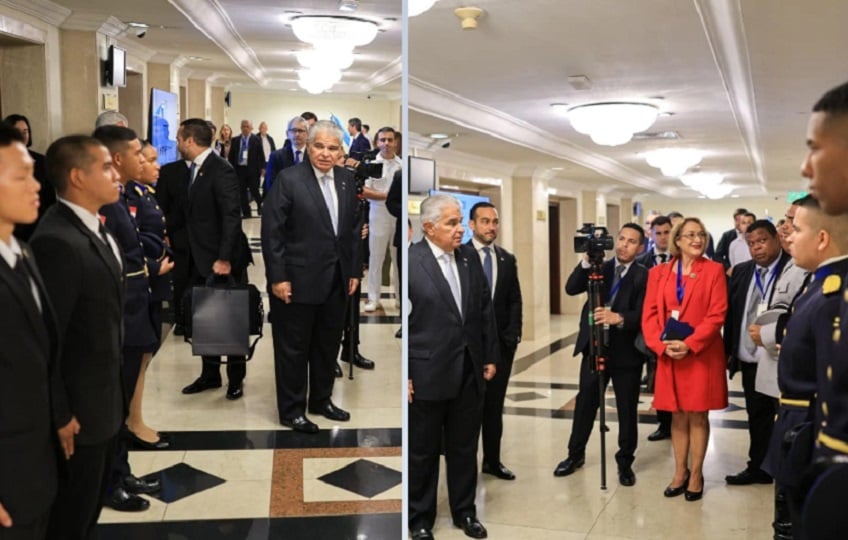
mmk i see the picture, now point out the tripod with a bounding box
[585,255,609,490]
[342,175,371,380]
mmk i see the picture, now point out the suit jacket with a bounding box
[386,170,402,248]
[265,145,310,192]
[408,241,500,401]
[636,247,671,269]
[30,203,125,446]
[466,240,522,349]
[261,163,361,304]
[228,133,264,180]
[349,132,371,155]
[259,133,276,163]
[0,240,59,524]
[186,152,247,277]
[565,259,648,369]
[154,160,190,253]
[715,228,738,269]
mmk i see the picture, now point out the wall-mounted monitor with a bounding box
[409,156,436,194]
[147,88,179,166]
[104,45,127,87]
[429,189,490,244]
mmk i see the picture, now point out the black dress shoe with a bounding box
[454,516,487,539]
[725,468,772,485]
[308,401,351,421]
[281,415,319,434]
[410,528,434,540]
[104,487,149,512]
[482,461,516,480]
[127,430,171,450]
[340,350,376,369]
[123,474,160,495]
[619,467,636,486]
[663,470,690,497]
[685,487,703,501]
[172,324,185,336]
[181,377,222,394]
[553,455,585,477]
[647,427,671,441]
[334,362,343,377]
[395,328,402,338]
[226,383,243,400]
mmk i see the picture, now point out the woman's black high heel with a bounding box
[684,472,703,501]
[663,469,690,497]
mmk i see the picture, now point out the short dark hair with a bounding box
[180,118,213,147]
[747,219,777,237]
[650,215,672,229]
[362,124,370,132]
[621,222,646,242]
[813,81,848,117]
[348,117,362,131]
[45,135,103,195]
[667,211,684,220]
[469,201,496,221]
[300,111,317,122]
[0,122,25,147]
[794,194,820,210]
[743,212,757,221]
[92,125,138,155]
[376,126,395,138]
[733,207,749,218]
[3,114,31,148]
[206,120,217,133]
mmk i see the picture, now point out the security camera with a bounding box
[441,140,451,149]
[135,29,146,38]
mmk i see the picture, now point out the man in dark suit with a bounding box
[553,224,648,487]
[30,135,125,540]
[347,117,370,155]
[228,119,263,217]
[264,116,309,192]
[0,124,58,540]
[261,120,361,434]
[715,208,749,269]
[466,202,522,481]
[408,194,499,540]
[724,220,792,485]
[177,118,250,400]
[385,170,402,339]
[636,215,674,442]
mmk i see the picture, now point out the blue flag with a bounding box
[329,114,352,148]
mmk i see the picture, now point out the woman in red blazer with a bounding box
[642,217,728,501]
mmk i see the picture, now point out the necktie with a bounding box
[295,150,301,164]
[239,137,247,165]
[609,264,625,305]
[320,175,338,235]
[97,222,111,247]
[14,255,41,312]
[441,253,462,316]
[658,253,667,264]
[744,267,767,354]
[188,162,197,187]
[482,246,493,291]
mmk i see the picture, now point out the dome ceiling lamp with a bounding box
[567,102,659,146]
[290,15,379,51]
[642,148,703,177]
[680,172,733,198]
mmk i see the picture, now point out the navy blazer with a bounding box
[265,146,310,192]
[227,133,264,181]
[349,132,371,155]
[565,259,648,369]
[408,241,500,400]
[466,240,522,348]
[261,162,361,304]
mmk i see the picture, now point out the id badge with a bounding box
[242,149,248,161]
[671,310,680,320]
[756,303,767,317]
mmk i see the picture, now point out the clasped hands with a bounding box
[272,279,360,304]
[663,340,690,359]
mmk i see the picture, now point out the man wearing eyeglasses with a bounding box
[261,120,361,434]
[264,116,311,192]
[724,219,807,486]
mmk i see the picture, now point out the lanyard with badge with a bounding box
[671,258,685,320]
[754,263,779,316]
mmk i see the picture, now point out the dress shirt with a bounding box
[311,166,338,229]
[728,235,752,267]
[366,155,402,211]
[261,135,272,161]
[425,238,462,309]
[471,237,498,298]
[0,235,41,311]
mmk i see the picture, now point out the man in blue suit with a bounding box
[347,117,370,154]
[264,116,310,192]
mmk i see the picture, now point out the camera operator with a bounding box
[553,223,648,487]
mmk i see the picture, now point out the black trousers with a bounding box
[408,363,483,532]
[46,436,115,540]
[171,248,190,327]
[270,270,346,420]
[741,361,778,471]
[235,166,260,217]
[481,341,516,465]
[0,511,49,540]
[567,357,642,469]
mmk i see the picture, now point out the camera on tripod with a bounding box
[574,223,614,263]
[348,148,384,180]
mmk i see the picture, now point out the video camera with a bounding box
[348,148,384,180]
[574,223,614,263]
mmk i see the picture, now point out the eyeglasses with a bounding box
[679,232,708,240]
[288,128,308,134]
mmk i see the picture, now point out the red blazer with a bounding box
[642,256,728,411]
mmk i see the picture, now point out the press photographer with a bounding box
[553,223,648,488]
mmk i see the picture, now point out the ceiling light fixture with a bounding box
[338,0,358,13]
[550,103,569,116]
[429,133,449,139]
[409,0,440,17]
[680,172,724,189]
[290,15,378,50]
[642,148,703,177]
[567,102,659,146]
[296,47,354,70]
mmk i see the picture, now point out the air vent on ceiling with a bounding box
[632,130,680,140]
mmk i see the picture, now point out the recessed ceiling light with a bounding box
[127,22,149,28]
[188,56,207,61]
[551,167,564,171]
[430,133,449,139]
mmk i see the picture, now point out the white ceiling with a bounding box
[41,0,402,95]
[409,0,848,199]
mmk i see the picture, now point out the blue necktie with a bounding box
[482,246,493,291]
[320,175,337,235]
[239,136,247,165]
[295,150,301,164]
[441,253,462,316]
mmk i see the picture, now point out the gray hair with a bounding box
[287,116,307,131]
[307,120,343,146]
[95,110,128,128]
[420,194,461,229]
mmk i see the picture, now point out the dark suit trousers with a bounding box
[171,247,190,327]
[741,361,778,471]
[235,165,260,216]
[481,341,516,465]
[568,356,641,468]
[0,512,49,540]
[409,360,483,531]
[46,436,115,540]
[270,270,345,420]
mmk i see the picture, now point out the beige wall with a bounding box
[187,79,206,119]
[60,30,99,134]
[118,71,144,134]
[210,86,225,130]
[0,44,48,152]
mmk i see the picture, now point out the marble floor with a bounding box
[97,218,402,539]
[427,315,775,540]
